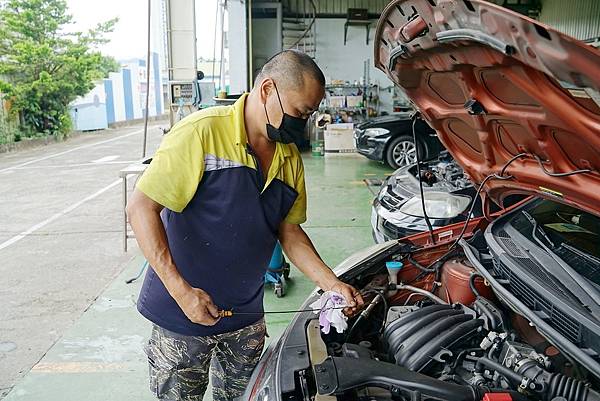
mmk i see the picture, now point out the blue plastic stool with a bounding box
[264,242,290,297]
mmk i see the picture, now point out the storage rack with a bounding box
[320,83,380,123]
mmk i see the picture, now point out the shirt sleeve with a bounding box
[136,125,204,213]
[284,156,307,225]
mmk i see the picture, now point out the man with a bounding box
[127,50,363,401]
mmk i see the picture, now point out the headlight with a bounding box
[242,338,281,401]
[252,381,271,401]
[398,191,471,219]
[364,127,390,137]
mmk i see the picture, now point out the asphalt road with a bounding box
[0,122,167,398]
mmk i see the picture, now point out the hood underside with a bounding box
[374,0,600,215]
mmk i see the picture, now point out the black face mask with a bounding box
[264,83,308,144]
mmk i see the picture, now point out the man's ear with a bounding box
[259,78,274,105]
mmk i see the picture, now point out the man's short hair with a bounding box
[254,50,325,90]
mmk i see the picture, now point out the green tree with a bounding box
[0,0,119,138]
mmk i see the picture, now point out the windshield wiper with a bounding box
[521,211,600,320]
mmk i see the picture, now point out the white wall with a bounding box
[122,61,144,119]
[252,18,281,79]
[108,71,125,122]
[229,0,248,93]
[314,19,394,113]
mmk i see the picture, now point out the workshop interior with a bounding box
[1,0,600,401]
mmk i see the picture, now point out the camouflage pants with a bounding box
[144,319,266,401]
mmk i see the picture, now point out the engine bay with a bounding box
[401,151,471,192]
[306,233,600,401]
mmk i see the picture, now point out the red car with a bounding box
[243,1,600,400]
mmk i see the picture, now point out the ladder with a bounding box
[282,0,316,58]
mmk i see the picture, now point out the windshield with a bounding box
[511,200,600,286]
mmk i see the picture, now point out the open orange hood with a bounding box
[374,0,600,215]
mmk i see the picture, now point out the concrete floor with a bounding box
[0,123,167,398]
[1,132,391,400]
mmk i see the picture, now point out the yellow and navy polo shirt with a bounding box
[136,94,307,336]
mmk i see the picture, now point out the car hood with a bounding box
[374,0,600,215]
[358,113,412,129]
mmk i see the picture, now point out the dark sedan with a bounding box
[354,113,442,169]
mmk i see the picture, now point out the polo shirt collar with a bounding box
[233,92,294,159]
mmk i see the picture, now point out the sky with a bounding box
[65,0,219,61]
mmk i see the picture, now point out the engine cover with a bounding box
[382,304,484,372]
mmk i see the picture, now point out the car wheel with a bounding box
[385,135,420,169]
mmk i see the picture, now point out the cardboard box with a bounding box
[328,95,345,108]
[346,95,363,107]
[327,123,354,131]
[324,124,356,154]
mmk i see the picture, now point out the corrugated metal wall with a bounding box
[539,0,600,41]
[282,0,389,17]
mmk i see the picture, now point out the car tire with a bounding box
[385,135,422,169]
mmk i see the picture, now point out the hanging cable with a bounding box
[533,154,592,177]
[417,150,594,271]
[420,153,527,270]
[412,113,436,245]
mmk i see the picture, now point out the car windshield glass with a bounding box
[511,200,600,286]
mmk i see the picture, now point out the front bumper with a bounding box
[354,129,389,162]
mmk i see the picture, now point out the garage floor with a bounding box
[2,153,390,401]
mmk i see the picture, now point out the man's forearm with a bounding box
[127,202,188,298]
[279,225,338,290]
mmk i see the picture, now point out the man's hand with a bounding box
[278,222,365,316]
[127,189,221,327]
[174,286,221,326]
[328,280,364,316]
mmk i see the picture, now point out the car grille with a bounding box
[380,193,403,211]
[493,230,583,345]
[380,218,419,239]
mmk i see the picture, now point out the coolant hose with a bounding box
[476,357,533,389]
[392,283,447,304]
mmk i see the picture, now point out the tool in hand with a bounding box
[218,306,348,318]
